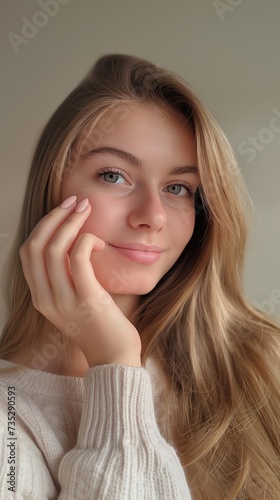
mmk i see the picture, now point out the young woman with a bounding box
[0,54,279,499]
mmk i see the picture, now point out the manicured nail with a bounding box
[60,195,77,208]
[75,198,89,212]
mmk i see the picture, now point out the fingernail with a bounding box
[75,198,89,212]
[60,195,77,208]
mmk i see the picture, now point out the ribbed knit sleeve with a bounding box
[58,365,191,499]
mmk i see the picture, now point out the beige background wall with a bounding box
[1,0,279,334]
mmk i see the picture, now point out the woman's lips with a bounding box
[109,243,163,264]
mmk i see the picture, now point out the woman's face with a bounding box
[60,103,200,296]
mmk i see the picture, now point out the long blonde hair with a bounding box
[1,54,280,499]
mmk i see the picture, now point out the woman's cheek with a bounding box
[172,207,195,232]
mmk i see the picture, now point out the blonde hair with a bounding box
[1,54,280,498]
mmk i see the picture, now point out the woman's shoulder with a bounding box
[0,359,84,402]
[0,359,84,449]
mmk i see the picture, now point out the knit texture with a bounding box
[0,359,191,499]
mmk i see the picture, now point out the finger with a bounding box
[44,201,95,300]
[19,244,53,311]
[69,232,106,298]
[19,195,78,309]
[24,195,78,248]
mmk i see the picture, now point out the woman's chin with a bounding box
[91,262,164,297]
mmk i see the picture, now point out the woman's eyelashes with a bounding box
[164,183,196,198]
[95,168,197,198]
[97,168,127,184]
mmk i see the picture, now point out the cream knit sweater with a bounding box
[0,359,191,499]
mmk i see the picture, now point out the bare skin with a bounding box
[8,104,199,376]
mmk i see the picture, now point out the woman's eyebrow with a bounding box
[86,146,199,176]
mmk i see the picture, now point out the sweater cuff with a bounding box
[77,365,160,448]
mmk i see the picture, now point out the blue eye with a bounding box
[96,169,196,198]
[166,184,196,198]
[167,185,186,195]
[97,169,126,184]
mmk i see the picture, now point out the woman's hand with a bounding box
[19,195,142,368]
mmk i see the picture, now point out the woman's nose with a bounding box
[127,189,167,231]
